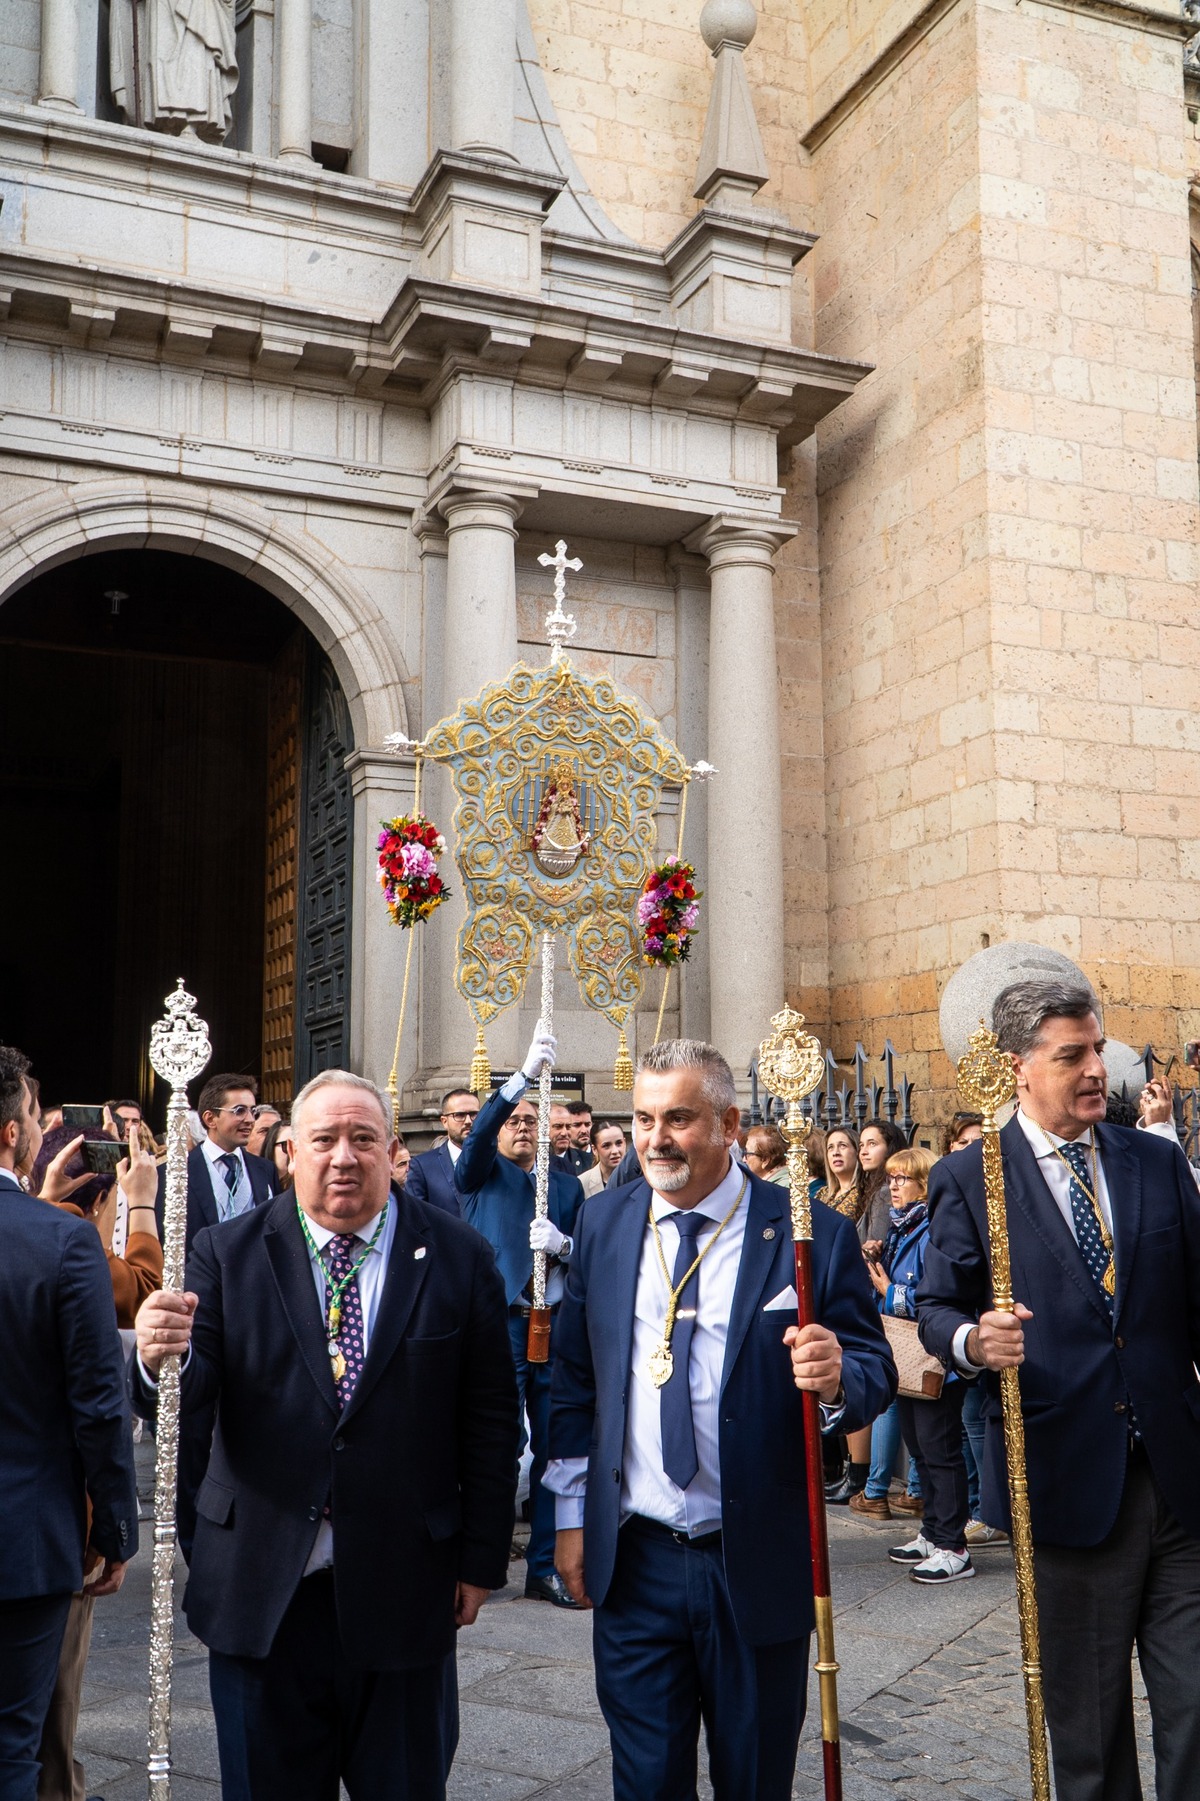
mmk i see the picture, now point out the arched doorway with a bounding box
[0,546,353,1110]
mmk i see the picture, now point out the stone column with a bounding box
[276,0,314,162]
[438,488,523,715]
[39,0,82,112]
[669,545,713,1044]
[448,0,517,162]
[694,516,795,1080]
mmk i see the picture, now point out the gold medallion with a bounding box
[648,1341,674,1387]
[1102,1261,1116,1297]
[329,1341,347,1383]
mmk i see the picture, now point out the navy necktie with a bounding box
[1058,1140,1113,1317]
[326,1234,368,1412]
[660,1211,711,1492]
[218,1153,240,1219]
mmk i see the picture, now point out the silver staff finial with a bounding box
[538,539,582,663]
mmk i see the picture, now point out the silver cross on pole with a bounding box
[146,979,212,1799]
[538,539,582,663]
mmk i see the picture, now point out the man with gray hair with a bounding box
[919,981,1200,1801]
[546,1039,895,1800]
[133,1067,519,1801]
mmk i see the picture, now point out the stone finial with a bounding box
[694,0,769,209]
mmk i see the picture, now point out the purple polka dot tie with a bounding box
[327,1233,368,1411]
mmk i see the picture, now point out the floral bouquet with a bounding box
[637,855,702,966]
[377,814,450,927]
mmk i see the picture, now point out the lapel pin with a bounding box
[763,1227,776,1241]
[414,1247,427,1260]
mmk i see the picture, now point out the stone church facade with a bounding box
[0,0,1198,1122]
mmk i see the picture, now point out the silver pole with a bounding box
[146,980,211,1798]
[530,929,555,1312]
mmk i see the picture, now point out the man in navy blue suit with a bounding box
[455,1030,583,1608]
[918,981,1200,1801]
[546,1039,895,1800]
[406,1088,479,1216]
[133,1067,518,1801]
[0,1045,138,1800]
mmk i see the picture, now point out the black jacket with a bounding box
[156,1143,276,1256]
[132,1187,519,1667]
[405,1141,461,1216]
[0,1173,138,1599]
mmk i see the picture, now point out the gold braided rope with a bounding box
[386,753,424,1137]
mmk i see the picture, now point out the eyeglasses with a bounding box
[219,1104,259,1119]
[443,1110,478,1122]
[887,1173,918,1186]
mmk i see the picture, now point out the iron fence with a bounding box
[748,1041,919,1145]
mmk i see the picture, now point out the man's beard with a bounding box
[14,1124,32,1176]
[645,1151,692,1194]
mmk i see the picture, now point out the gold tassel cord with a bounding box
[613,1025,633,1091]
[385,753,425,1135]
[653,969,671,1047]
[470,1020,492,1098]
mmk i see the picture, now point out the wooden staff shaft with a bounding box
[794,1237,843,1801]
[980,1123,1051,1801]
[527,930,555,1363]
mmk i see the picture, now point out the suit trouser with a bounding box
[34,1591,94,1801]
[0,1594,72,1801]
[508,1309,556,1579]
[207,1570,458,1801]
[897,1384,969,1551]
[1035,1447,1200,1801]
[592,1516,809,1801]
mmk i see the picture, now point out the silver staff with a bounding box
[146,979,212,1798]
[527,930,556,1363]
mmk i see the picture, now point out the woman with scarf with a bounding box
[863,1147,974,1583]
[820,1127,877,1503]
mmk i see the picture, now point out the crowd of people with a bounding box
[2,975,1199,1801]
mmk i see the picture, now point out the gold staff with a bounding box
[955,1023,1050,1801]
[146,979,212,1798]
[757,1005,842,1801]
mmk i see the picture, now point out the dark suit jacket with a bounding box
[454,1089,583,1305]
[406,1142,461,1216]
[0,1173,138,1599]
[548,1174,896,1645]
[157,1144,275,1256]
[917,1117,1200,1548]
[131,1189,518,1668]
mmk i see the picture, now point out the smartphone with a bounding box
[81,1140,125,1177]
[63,1104,105,1133]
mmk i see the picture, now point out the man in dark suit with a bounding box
[455,1031,583,1608]
[406,1087,480,1216]
[547,1039,895,1800]
[0,1045,138,1800]
[133,1067,518,1801]
[159,1071,276,1255]
[157,1071,276,1562]
[918,980,1200,1801]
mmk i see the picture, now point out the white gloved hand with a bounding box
[530,1215,569,1258]
[521,1029,557,1082]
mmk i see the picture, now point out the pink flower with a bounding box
[401,843,437,881]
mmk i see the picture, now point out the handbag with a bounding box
[882,1314,945,1400]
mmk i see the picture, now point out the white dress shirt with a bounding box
[301,1200,398,1573]
[202,1137,253,1221]
[953,1109,1113,1373]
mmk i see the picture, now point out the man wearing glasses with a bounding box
[157,1072,277,1568]
[405,1088,480,1217]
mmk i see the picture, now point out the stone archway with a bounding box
[0,476,412,743]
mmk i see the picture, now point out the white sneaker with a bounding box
[911,1547,975,1584]
[964,1519,1009,1547]
[887,1532,934,1565]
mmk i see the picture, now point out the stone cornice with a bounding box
[803,0,963,153]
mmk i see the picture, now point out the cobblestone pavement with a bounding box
[77,1446,1153,1799]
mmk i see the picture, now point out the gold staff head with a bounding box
[757,1005,826,1240]
[955,1020,1017,1127]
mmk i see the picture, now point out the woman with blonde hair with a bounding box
[862,1145,973,1583]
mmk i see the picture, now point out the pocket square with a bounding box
[763,1286,799,1312]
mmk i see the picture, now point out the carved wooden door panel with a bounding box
[261,628,303,1102]
[295,643,353,1080]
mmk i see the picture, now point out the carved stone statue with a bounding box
[110,0,238,143]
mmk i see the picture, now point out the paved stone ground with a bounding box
[77,1444,1154,1799]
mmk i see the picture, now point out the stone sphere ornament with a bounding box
[939,941,1092,1066]
[700,0,758,52]
[1102,1040,1150,1101]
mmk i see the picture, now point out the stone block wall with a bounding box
[0,0,39,104]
